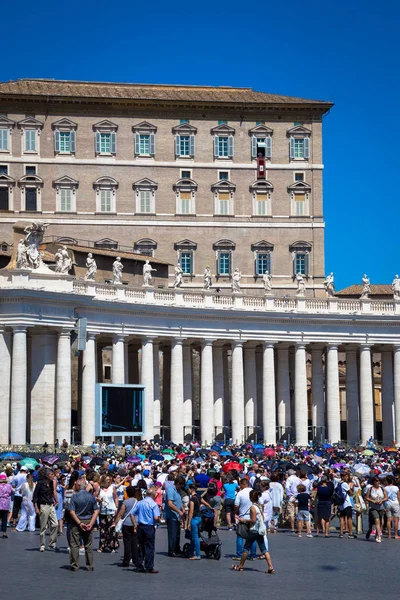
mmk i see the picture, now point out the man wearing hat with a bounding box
[11,465,28,527]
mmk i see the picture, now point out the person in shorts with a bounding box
[338,471,356,539]
[295,484,312,538]
[384,475,400,539]
[201,480,221,528]
[223,475,238,530]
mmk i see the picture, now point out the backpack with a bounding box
[332,482,347,506]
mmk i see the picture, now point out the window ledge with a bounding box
[56,152,75,156]
[55,211,77,214]
[134,212,156,216]
[20,210,42,214]
[135,154,154,159]
[213,214,234,218]
[175,213,196,217]
[95,153,116,157]
[175,155,194,160]
[94,212,118,215]
[214,157,233,161]
[0,150,10,154]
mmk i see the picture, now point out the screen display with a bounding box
[100,386,143,434]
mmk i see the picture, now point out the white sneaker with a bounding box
[79,547,85,555]
[40,546,45,552]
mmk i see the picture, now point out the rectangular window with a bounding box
[256,253,270,275]
[100,133,111,154]
[139,190,151,213]
[180,251,192,275]
[218,136,228,157]
[218,192,230,215]
[179,191,191,214]
[25,165,36,175]
[0,188,9,210]
[219,171,229,180]
[294,172,304,181]
[256,121,265,126]
[24,130,37,152]
[100,189,112,212]
[218,120,227,125]
[60,188,72,212]
[295,253,306,275]
[0,165,8,175]
[181,170,191,179]
[180,119,189,124]
[294,193,305,215]
[255,193,268,216]
[59,132,71,153]
[0,129,9,151]
[25,188,37,211]
[139,134,150,155]
[179,135,190,156]
[293,138,304,159]
[218,252,230,275]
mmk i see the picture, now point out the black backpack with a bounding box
[332,482,347,506]
[207,480,218,497]
[252,477,262,492]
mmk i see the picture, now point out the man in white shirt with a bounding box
[338,472,356,538]
[285,469,301,533]
[11,466,28,526]
[234,479,257,559]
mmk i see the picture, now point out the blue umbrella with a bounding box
[211,445,220,452]
[149,454,165,462]
[221,451,233,457]
[322,444,332,449]
[254,444,264,449]
[0,452,22,460]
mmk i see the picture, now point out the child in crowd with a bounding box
[295,484,313,538]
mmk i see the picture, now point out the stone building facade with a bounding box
[0,79,332,295]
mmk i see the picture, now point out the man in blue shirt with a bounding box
[131,488,160,573]
[165,475,185,557]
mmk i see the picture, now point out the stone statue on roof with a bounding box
[295,272,305,296]
[173,264,183,288]
[204,266,212,290]
[143,260,156,287]
[112,256,123,284]
[392,274,400,300]
[85,253,97,281]
[55,246,72,274]
[16,221,49,270]
[232,268,241,293]
[324,272,335,297]
[263,271,272,295]
[360,274,370,299]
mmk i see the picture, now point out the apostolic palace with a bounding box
[0,79,399,449]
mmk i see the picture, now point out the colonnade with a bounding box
[1,325,400,447]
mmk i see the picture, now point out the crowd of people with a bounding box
[1,439,400,574]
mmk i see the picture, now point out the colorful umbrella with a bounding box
[0,452,22,460]
[362,449,374,456]
[42,455,60,465]
[177,453,188,460]
[126,456,142,464]
[220,451,233,457]
[254,444,264,450]
[149,454,165,462]
[240,458,254,465]
[19,458,39,470]
[384,447,398,452]
[162,449,175,455]
[353,464,371,476]
[332,463,346,469]
[223,461,243,473]
[264,448,276,458]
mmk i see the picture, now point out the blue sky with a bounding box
[3,0,398,290]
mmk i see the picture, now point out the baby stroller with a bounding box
[183,507,222,560]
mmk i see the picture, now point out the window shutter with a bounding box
[265,136,272,158]
[289,137,295,159]
[267,253,272,274]
[70,130,76,153]
[214,136,219,157]
[175,135,180,156]
[111,132,117,154]
[95,131,101,153]
[134,133,140,155]
[228,251,232,275]
[292,252,296,277]
[150,133,155,155]
[1,129,8,150]
[189,134,195,157]
[305,252,310,276]
[304,137,310,159]
[54,131,60,153]
[251,136,257,159]
[228,135,234,158]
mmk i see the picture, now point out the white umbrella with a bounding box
[352,464,370,476]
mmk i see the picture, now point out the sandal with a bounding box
[257,554,266,560]
[266,568,276,575]
[232,565,244,571]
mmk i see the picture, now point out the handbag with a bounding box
[236,521,250,539]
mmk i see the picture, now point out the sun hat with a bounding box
[0,473,7,481]
[20,466,28,472]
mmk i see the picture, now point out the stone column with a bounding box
[213,343,224,439]
[255,346,263,428]
[0,328,12,445]
[231,341,244,444]
[223,348,230,431]
[277,345,291,439]
[381,349,394,445]
[294,343,308,446]
[183,342,193,440]
[201,339,214,444]
[56,329,72,443]
[81,333,96,445]
[346,348,360,445]
[153,342,161,437]
[393,346,400,446]
[311,347,325,442]
[359,344,374,444]
[128,345,140,384]
[263,343,276,445]
[162,346,171,434]
[170,339,184,443]
[141,337,154,441]
[112,334,125,384]
[10,326,28,445]
[244,346,257,440]
[326,344,340,444]
[124,340,130,384]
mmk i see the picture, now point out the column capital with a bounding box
[171,338,184,347]
[327,343,339,350]
[58,328,72,338]
[393,345,400,353]
[141,335,155,344]
[87,332,97,341]
[13,325,27,334]
[202,338,214,347]
[359,343,372,351]
[112,333,127,343]
[263,342,275,350]
[295,342,306,350]
[232,339,243,348]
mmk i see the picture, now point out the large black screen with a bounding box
[101,386,143,434]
